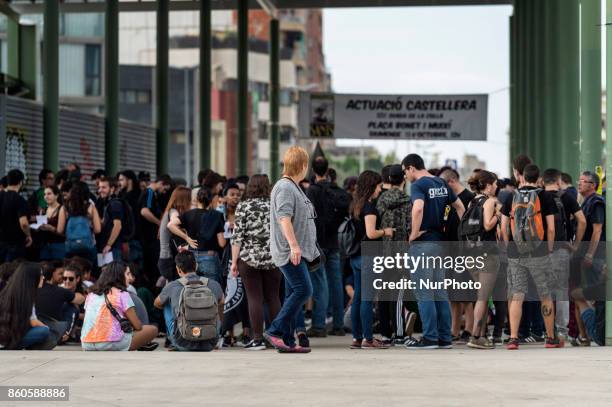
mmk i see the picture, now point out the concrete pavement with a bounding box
[0,336,610,407]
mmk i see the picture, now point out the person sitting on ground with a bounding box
[154,251,224,351]
[0,262,50,350]
[35,261,85,345]
[81,261,158,351]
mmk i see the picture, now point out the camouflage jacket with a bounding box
[233,198,275,269]
[376,188,412,242]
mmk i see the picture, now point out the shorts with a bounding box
[82,333,132,351]
[550,248,571,297]
[507,255,552,299]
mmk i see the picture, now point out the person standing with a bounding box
[306,157,351,337]
[37,186,67,261]
[348,170,393,350]
[28,169,55,216]
[264,146,319,353]
[96,177,129,262]
[158,186,192,281]
[230,174,282,350]
[0,170,33,262]
[402,154,465,350]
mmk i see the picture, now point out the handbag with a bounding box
[104,293,133,334]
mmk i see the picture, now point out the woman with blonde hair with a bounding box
[264,146,319,353]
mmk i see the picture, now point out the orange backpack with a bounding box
[509,188,545,254]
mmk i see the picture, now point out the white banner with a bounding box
[298,93,488,141]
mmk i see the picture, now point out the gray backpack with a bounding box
[176,277,218,341]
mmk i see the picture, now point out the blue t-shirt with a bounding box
[410,176,457,240]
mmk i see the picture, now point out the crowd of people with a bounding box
[0,147,606,352]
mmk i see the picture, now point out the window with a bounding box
[84,44,101,96]
[137,90,151,104]
[280,89,293,107]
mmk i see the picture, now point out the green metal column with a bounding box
[525,0,536,158]
[156,0,169,176]
[19,24,37,100]
[7,17,19,79]
[580,0,602,173]
[509,14,517,168]
[545,0,560,170]
[516,0,528,159]
[105,0,119,175]
[199,0,212,170]
[558,0,581,179]
[605,0,612,346]
[237,0,249,176]
[534,0,546,167]
[269,18,280,182]
[43,0,59,171]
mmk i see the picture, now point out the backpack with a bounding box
[509,188,545,254]
[103,198,136,241]
[65,215,95,253]
[458,195,487,247]
[338,217,360,258]
[550,191,568,243]
[312,183,351,240]
[176,277,218,341]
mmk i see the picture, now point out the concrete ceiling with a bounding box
[7,0,511,14]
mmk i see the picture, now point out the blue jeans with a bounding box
[40,242,66,261]
[323,249,343,330]
[310,259,328,330]
[410,242,451,343]
[350,255,374,341]
[266,260,313,347]
[192,252,222,285]
[20,326,50,349]
[164,304,188,351]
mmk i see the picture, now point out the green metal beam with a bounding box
[237,0,249,176]
[43,0,59,172]
[579,0,602,174]
[516,0,528,159]
[156,0,169,176]
[6,17,19,79]
[558,0,581,180]
[199,0,212,171]
[105,0,119,175]
[19,24,37,100]
[545,0,560,171]
[534,0,546,167]
[605,0,612,346]
[269,17,280,182]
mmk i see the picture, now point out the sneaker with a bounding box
[263,332,292,352]
[222,335,233,348]
[573,337,591,347]
[438,340,453,349]
[451,335,462,343]
[393,336,406,346]
[506,337,519,350]
[350,338,362,349]
[361,338,390,349]
[532,334,545,344]
[467,336,494,350]
[405,338,439,350]
[138,342,159,351]
[306,327,327,338]
[380,337,394,347]
[297,332,310,348]
[545,337,565,349]
[404,312,417,337]
[490,336,503,345]
[328,328,346,337]
[244,339,266,351]
[459,331,471,343]
[278,345,311,354]
[403,336,419,347]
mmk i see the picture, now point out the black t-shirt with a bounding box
[179,209,225,251]
[354,201,380,245]
[501,186,557,258]
[0,190,29,245]
[35,282,75,321]
[137,188,161,243]
[558,190,581,242]
[582,194,606,243]
[96,197,126,250]
[445,188,475,241]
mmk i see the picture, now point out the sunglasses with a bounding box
[63,276,75,282]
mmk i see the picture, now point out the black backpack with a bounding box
[315,183,351,237]
[338,216,360,258]
[106,198,135,240]
[458,195,487,247]
[550,191,568,242]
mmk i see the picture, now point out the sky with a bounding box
[322,5,513,176]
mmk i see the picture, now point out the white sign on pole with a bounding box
[298,93,488,141]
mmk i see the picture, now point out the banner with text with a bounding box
[298,93,488,141]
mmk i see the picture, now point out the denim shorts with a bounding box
[82,333,132,351]
[507,255,553,299]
